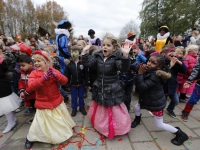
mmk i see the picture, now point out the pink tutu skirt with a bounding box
[88,101,131,139]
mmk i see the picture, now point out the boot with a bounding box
[25,138,33,149]
[171,127,189,146]
[2,112,17,134]
[79,107,87,115]
[131,115,141,128]
[181,103,194,122]
[71,109,77,117]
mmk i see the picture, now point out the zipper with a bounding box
[102,59,105,100]
[76,63,79,84]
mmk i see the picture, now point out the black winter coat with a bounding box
[135,70,171,111]
[188,57,200,85]
[65,61,88,86]
[82,50,130,106]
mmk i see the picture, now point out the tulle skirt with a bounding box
[88,101,131,139]
[27,101,76,144]
[0,92,22,116]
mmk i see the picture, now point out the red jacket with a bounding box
[18,67,35,101]
[27,67,68,109]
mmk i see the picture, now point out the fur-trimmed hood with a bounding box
[156,70,171,79]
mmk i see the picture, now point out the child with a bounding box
[160,44,187,118]
[17,55,36,123]
[65,46,88,117]
[177,45,198,103]
[24,50,75,149]
[131,54,189,145]
[82,37,131,139]
[0,46,22,134]
[132,44,147,64]
[77,40,87,49]
[181,56,200,121]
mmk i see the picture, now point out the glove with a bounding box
[42,68,53,81]
[48,68,58,79]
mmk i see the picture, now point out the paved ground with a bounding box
[0,91,200,150]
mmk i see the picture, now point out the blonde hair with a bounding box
[77,40,87,47]
[175,46,186,56]
[33,51,52,66]
[192,30,199,36]
[185,44,199,55]
[103,37,121,50]
[7,37,14,43]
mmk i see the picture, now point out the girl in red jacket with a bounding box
[24,50,75,149]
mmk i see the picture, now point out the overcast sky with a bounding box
[34,0,142,38]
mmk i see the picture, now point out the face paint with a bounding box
[71,51,79,59]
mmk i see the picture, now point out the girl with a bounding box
[24,50,75,149]
[131,54,189,146]
[177,45,198,103]
[82,38,131,139]
[0,46,22,134]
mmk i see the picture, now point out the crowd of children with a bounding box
[1,20,200,149]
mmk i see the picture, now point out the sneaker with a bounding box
[181,115,188,122]
[167,108,177,118]
[24,108,34,114]
[28,119,33,124]
[15,107,23,113]
[179,99,187,103]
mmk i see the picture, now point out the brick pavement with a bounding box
[0,92,200,150]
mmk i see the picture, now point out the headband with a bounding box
[34,50,49,61]
[166,47,175,54]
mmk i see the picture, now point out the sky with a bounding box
[33,0,142,38]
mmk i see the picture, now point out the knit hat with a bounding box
[88,29,95,35]
[127,31,135,38]
[34,50,49,61]
[18,43,32,57]
[159,26,169,33]
[57,20,71,29]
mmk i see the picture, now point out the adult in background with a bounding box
[88,29,101,48]
[155,26,173,52]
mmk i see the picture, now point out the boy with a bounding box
[65,46,88,117]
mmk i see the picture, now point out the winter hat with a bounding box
[34,50,50,61]
[159,26,169,33]
[88,29,95,35]
[57,20,71,29]
[18,43,32,57]
[127,31,135,38]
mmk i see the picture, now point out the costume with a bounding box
[155,26,173,52]
[82,50,131,139]
[88,29,101,48]
[26,67,75,144]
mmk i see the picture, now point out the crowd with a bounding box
[1,20,200,149]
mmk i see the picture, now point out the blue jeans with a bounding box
[124,84,133,111]
[167,92,179,111]
[70,85,85,109]
[188,84,200,105]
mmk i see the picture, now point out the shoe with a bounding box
[71,109,77,117]
[131,115,141,128]
[15,106,24,113]
[171,127,189,145]
[2,122,17,134]
[28,119,33,124]
[64,96,69,104]
[79,107,87,115]
[179,99,187,103]
[25,138,33,149]
[181,112,189,122]
[24,108,34,114]
[167,108,177,118]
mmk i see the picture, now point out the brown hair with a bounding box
[71,45,82,54]
[160,44,175,54]
[103,37,121,50]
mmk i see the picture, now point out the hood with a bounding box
[157,32,170,40]
[55,29,70,38]
[156,70,171,83]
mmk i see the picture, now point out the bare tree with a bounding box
[101,29,115,40]
[118,20,140,41]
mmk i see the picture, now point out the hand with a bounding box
[42,68,53,81]
[50,68,58,79]
[0,49,3,57]
[20,92,25,99]
[138,63,147,74]
[170,57,179,68]
[183,82,191,88]
[68,40,72,47]
[82,42,92,54]
[121,42,131,58]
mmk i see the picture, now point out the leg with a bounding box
[167,92,179,118]
[181,84,200,121]
[124,84,133,112]
[131,103,141,128]
[3,112,17,134]
[153,116,188,145]
[78,85,87,115]
[59,84,69,103]
[179,93,187,103]
[70,86,78,117]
